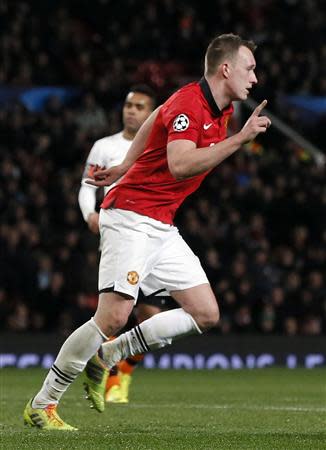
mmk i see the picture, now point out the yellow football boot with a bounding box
[23,399,77,431]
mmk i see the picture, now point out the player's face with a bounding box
[227,46,258,101]
[123,92,154,133]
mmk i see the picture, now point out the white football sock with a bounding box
[101,308,201,368]
[32,318,107,408]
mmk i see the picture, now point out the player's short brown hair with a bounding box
[205,33,256,76]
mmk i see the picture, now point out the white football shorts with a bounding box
[98,208,209,299]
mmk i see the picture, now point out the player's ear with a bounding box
[222,63,230,79]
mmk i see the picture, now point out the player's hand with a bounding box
[239,100,271,144]
[85,164,127,187]
[87,212,99,234]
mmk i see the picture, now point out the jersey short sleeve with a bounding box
[162,90,202,145]
[82,141,104,180]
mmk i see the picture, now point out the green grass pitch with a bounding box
[0,368,325,449]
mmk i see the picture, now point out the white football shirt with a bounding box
[79,131,132,221]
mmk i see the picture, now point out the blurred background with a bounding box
[0,0,325,368]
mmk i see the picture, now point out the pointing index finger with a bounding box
[253,99,268,116]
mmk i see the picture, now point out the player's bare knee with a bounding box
[94,310,128,336]
[111,309,130,332]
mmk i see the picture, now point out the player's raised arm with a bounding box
[167,100,270,180]
[87,106,161,187]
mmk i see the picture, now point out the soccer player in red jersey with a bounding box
[24,33,271,430]
[78,84,178,404]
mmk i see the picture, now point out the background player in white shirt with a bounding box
[78,84,156,234]
[78,85,177,404]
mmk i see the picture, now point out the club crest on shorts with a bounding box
[127,271,139,285]
[173,114,189,132]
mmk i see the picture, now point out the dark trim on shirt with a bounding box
[199,77,231,118]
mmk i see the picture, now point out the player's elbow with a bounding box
[168,160,187,181]
[167,142,196,180]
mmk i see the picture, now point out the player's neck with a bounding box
[205,76,231,111]
[122,129,136,141]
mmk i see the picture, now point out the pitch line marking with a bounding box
[127,403,326,413]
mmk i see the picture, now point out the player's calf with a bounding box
[194,304,220,330]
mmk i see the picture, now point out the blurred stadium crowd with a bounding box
[1,0,325,336]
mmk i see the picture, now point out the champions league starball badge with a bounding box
[173,114,189,132]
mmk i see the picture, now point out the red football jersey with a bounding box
[102,78,234,224]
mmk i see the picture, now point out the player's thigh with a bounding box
[94,291,134,336]
[171,284,220,330]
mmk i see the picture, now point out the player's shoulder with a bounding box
[94,131,124,147]
[170,81,201,101]
[178,81,201,95]
[163,81,202,112]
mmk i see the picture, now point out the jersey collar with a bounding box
[199,77,231,117]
